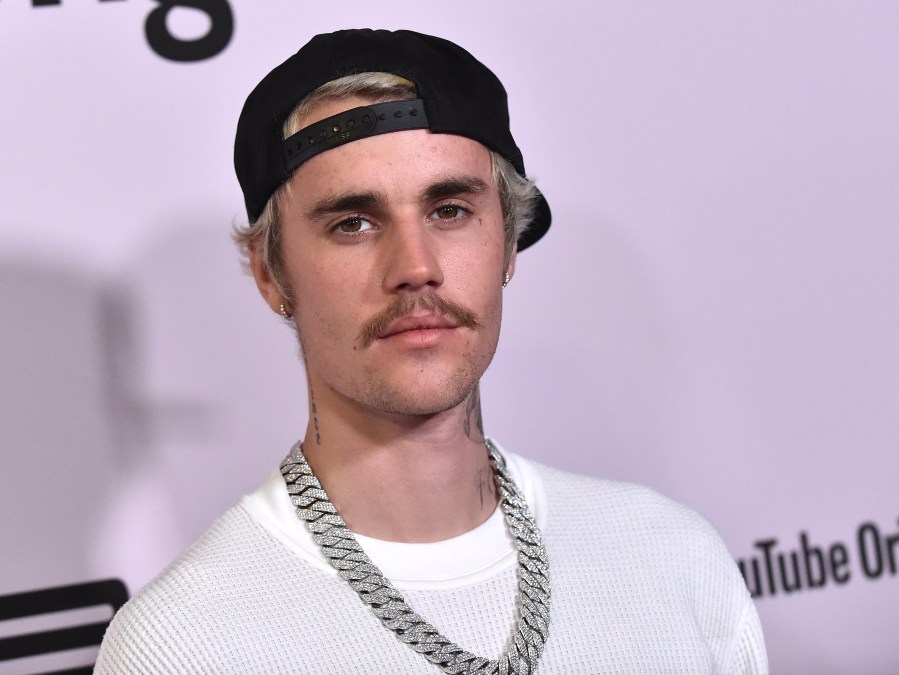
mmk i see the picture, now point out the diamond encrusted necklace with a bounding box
[280,439,551,674]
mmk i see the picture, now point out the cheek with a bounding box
[456,263,505,334]
[287,262,356,344]
[444,219,506,282]
[286,246,356,303]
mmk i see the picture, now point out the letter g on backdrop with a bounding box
[145,0,233,62]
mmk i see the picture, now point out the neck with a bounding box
[299,381,498,543]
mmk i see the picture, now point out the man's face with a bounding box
[275,96,509,417]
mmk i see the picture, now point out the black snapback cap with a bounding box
[234,28,550,251]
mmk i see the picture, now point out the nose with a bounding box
[382,218,445,293]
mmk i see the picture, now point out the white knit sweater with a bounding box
[96,446,767,674]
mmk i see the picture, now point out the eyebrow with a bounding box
[305,191,388,220]
[420,175,490,204]
[304,174,491,221]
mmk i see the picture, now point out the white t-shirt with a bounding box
[96,444,768,674]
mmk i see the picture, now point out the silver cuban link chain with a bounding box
[280,439,551,674]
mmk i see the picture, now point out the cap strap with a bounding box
[282,99,430,172]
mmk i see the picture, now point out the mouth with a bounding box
[358,293,481,348]
[378,313,460,340]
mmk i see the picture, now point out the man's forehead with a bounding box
[290,129,496,210]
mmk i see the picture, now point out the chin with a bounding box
[357,364,482,417]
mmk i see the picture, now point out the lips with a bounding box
[358,293,481,348]
[378,313,459,340]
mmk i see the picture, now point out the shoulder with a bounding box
[526,458,727,557]
[534,459,745,607]
[518,457,768,674]
[95,504,285,673]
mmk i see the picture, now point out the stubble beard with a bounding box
[356,345,493,417]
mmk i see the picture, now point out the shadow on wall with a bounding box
[0,254,211,592]
[0,256,171,672]
[0,222,278,592]
[1,221,306,605]
[81,221,305,594]
[0,258,133,593]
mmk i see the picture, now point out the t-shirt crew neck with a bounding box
[239,441,547,590]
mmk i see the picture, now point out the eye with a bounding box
[430,203,468,221]
[334,216,374,235]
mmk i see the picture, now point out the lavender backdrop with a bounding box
[2,2,897,672]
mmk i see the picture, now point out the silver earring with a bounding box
[279,302,291,319]
[502,272,511,289]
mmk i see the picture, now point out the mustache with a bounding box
[358,292,482,348]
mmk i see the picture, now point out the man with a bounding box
[96,29,767,674]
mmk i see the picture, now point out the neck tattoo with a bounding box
[280,439,552,674]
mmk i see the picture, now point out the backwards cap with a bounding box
[234,28,550,251]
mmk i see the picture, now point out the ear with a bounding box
[249,243,288,315]
[505,246,517,283]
